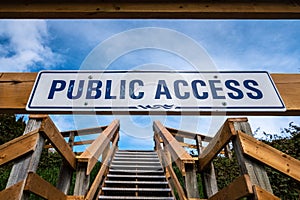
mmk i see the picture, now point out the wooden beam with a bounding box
[39,116,77,169]
[0,73,300,115]
[0,129,39,166]
[253,185,280,200]
[85,133,119,200]
[61,126,108,137]
[0,180,25,200]
[0,1,299,19]
[24,172,66,200]
[166,126,212,142]
[153,121,194,175]
[238,130,300,182]
[44,139,95,149]
[78,119,119,175]
[208,174,253,200]
[198,119,239,171]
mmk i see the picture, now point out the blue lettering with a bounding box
[225,80,244,100]
[120,80,126,99]
[129,80,144,99]
[174,80,189,99]
[209,80,225,99]
[86,80,102,99]
[48,80,66,99]
[191,80,208,99]
[244,80,263,99]
[105,80,116,99]
[155,80,172,99]
[67,80,84,100]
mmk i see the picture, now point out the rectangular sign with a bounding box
[26,71,285,112]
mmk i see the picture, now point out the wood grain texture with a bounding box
[253,185,280,200]
[0,129,39,166]
[238,130,300,182]
[208,174,253,200]
[24,172,66,200]
[0,73,299,115]
[166,126,212,141]
[0,1,299,19]
[40,116,77,169]
[0,180,25,200]
[78,119,119,175]
[198,119,235,171]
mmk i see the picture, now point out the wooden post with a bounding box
[74,162,90,196]
[196,135,218,197]
[184,163,200,198]
[232,120,273,193]
[56,131,75,194]
[6,115,46,199]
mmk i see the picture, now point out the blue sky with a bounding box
[1,20,299,150]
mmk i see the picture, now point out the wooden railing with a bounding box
[0,114,119,200]
[153,118,300,200]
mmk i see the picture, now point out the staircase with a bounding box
[99,150,175,200]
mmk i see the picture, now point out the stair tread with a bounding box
[102,187,171,192]
[109,169,164,173]
[107,174,166,178]
[105,180,168,184]
[112,161,161,164]
[111,165,162,168]
[99,196,174,199]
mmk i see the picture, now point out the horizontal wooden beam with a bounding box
[0,180,24,200]
[208,174,253,200]
[61,126,108,137]
[237,130,300,182]
[0,73,300,115]
[166,126,212,142]
[0,1,299,19]
[0,129,39,166]
[24,172,66,200]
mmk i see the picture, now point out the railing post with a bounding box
[57,131,75,194]
[6,115,46,200]
[196,135,218,197]
[74,162,90,196]
[232,119,273,193]
[183,163,200,198]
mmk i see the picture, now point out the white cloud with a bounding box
[0,20,62,72]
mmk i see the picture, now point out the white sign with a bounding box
[26,71,285,112]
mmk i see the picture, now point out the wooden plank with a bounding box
[0,129,39,166]
[0,180,25,200]
[208,175,253,200]
[184,163,200,198]
[238,130,300,182]
[198,119,236,171]
[166,127,212,142]
[44,139,95,149]
[253,185,280,200]
[24,172,66,200]
[196,135,218,197]
[39,116,77,169]
[153,121,194,174]
[85,133,119,200]
[6,117,44,192]
[232,121,273,193]
[0,73,299,115]
[78,119,119,175]
[0,1,300,19]
[179,142,197,149]
[61,126,108,137]
[66,196,84,200]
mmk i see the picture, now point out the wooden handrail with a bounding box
[237,130,300,182]
[78,119,119,175]
[153,121,194,174]
[0,129,39,166]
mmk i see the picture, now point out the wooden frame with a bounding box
[0,1,299,19]
[1,73,299,115]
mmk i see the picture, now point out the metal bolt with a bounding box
[222,102,227,106]
[84,102,88,106]
[88,75,93,79]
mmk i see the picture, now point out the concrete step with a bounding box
[111,161,161,165]
[110,164,163,170]
[102,187,171,192]
[107,174,166,179]
[104,180,169,185]
[109,169,164,174]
